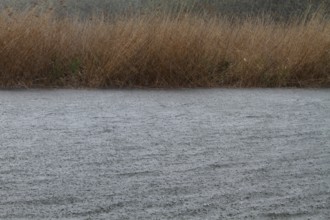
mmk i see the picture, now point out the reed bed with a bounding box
[0,8,329,88]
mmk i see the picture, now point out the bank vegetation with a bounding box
[0,2,329,88]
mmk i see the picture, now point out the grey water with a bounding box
[0,89,329,219]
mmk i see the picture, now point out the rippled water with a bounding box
[0,89,329,219]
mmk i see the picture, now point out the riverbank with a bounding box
[0,9,329,88]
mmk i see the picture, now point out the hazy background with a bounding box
[1,0,330,20]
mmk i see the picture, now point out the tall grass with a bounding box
[0,7,329,88]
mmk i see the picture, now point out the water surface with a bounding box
[0,89,329,219]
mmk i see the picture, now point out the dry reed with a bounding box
[0,8,329,88]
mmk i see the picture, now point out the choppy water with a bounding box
[0,89,330,219]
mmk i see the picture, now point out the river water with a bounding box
[0,89,329,219]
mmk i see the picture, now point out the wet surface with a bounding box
[0,89,330,219]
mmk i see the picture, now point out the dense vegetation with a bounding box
[0,1,329,88]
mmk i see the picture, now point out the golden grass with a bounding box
[0,8,329,88]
